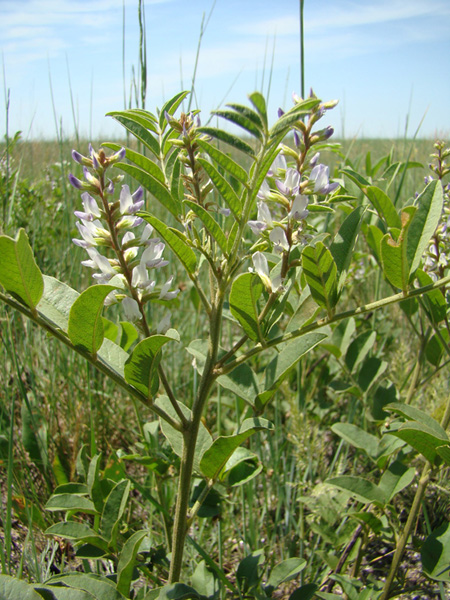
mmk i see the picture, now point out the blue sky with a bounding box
[1,0,449,140]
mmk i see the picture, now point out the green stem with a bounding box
[168,296,224,583]
[0,292,183,432]
[380,463,431,600]
[217,273,450,375]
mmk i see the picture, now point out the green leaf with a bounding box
[266,558,307,592]
[97,338,129,379]
[44,574,126,600]
[45,521,97,540]
[236,550,265,593]
[183,200,228,255]
[330,206,365,290]
[191,561,218,599]
[406,179,443,279]
[388,422,449,464]
[156,583,206,600]
[0,575,44,600]
[365,186,401,228]
[345,330,376,373]
[227,103,265,131]
[159,90,190,129]
[302,242,338,315]
[224,447,262,486]
[216,363,259,406]
[331,423,379,459]
[116,530,148,596]
[197,158,242,219]
[357,357,388,392]
[87,454,104,513]
[327,476,386,505]
[289,584,319,600]
[421,522,450,582]
[377,461,415,502]
[341,167,371,190]
[196,138,248,184]
[268,98,321,141]
[229,273,263,341]
[139,214,197,274]
[0,228,43,311]
[103,143,165,183]
[45,494,97,515]
[248,91,268,128]
[385,402,448,438]
[119,321,139,351]
[380,232,407,290]
[124,334,178,398]
[212,108,263,141]
[200,418,273,479]
[115,163,181,218]
[100,479,131,546]
[68,285,116,356]
[156,396,212,473]
[34,584,96,600]
[425,328,450,366]
[36,276,79,331]
[107,110,160,156]
[416,269,447,324]
[197,126,255,158]
[256,332,328,409]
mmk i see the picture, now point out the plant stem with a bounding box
[380,463,431,599]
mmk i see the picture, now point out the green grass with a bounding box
[1,132,450,598]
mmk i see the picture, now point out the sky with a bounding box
[1,0,449,141]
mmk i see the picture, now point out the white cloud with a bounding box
[234,0,450,37]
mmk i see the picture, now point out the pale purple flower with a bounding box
[310,164,339,195]
[257,179,271,200]
[251,252,282,292]
[248,201,273,235]
[219,207,231,217]
[120,185,145,215]
[131,263,156,294]
[289,195,309,221]
[269,227,289,253]
[74,192,102,222]
[122,297,142,322]
[141,240,167,269]
[73,219,109,248]
[157,312,172,334]
[159,276,180,300]
[267,151,287,177]
[276,168,301,197]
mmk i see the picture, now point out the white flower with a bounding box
[157,312,172,334]
[122,297,141,322]
[251,252,282,292]
[289,194,309,221]
[142,240,167,269]
[119,185,144,215]
[159,276,180,300]
[257,179,271,200]
[269,227,289,253]
[248,201,274,235]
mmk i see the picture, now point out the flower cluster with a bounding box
[247,92,339,290]
[69,145,179,328]
[423,141,450,281]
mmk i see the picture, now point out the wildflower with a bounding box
[157,312,172,334]
[276,168,301,197]
[289,194,309,221]
[141,240,168,269]
[269,227,289,253]
[248,201,273,234]
[159,276,180,300]
[310,164,339,195]
[257,179,271,200]
[120,185,145,215]
[122,297,142,322]
[267,151,287,177]
[251,252,282,292]
[74,192,102,222]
